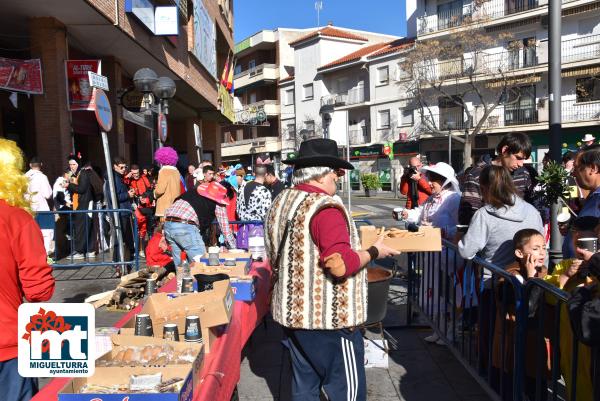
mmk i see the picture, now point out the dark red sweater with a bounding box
[0,200,55,361]
[297,184,361,278]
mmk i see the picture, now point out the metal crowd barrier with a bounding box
[405,239,597,401]
[37,208,139,271]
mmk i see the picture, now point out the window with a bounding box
[398,109,414,126]
[439,96,464,129]
[377,66,389,86]
[234,64,242,75]
[304,120,315,137]
[249,92,257,104]
[303,83,314,100]
[248,60,256,70]
[576,78,600,103]
[286,123,296,140]
[504,85,537,126]
[378,110,390,129]
[285,89,295,106]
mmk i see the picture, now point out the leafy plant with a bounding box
[534,161,570,207]
[361,173,381,190]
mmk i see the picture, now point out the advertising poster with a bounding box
[65,60,101,111]
[0,57,43,94]
[192,0,217,77]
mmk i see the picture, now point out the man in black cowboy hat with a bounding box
[264,138,398,401]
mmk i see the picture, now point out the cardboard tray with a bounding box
[360,225,442,252]
[198,251,251,263]
[122,280,234,335]
[118,326,220,354]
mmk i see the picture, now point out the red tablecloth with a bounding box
[33,261,272,401]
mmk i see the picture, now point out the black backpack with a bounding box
[89,170,105,202]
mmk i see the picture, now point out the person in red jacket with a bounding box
[145,223,175,273]
[0,139,55,401]
[127,164,154,255]
[399,156,432,209]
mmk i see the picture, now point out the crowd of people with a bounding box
[396,132,599,401]
[2,130,600,401]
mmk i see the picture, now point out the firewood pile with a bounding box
[105,266,174,311]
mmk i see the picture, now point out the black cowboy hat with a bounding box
[283,138,354,170]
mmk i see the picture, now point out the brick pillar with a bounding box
[102,56,129,161]
[30,17,72,180]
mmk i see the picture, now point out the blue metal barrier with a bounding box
[37,208,139,271]
[405,240,596,401]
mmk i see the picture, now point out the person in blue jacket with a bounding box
[105,156,135,264]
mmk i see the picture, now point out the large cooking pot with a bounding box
[365,267,393,326]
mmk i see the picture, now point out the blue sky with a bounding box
[233,0,407,42]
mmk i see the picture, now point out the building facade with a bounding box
[0,0,234,180]
[406,0,600,167]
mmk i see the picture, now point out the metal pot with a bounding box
[365,267,393,326]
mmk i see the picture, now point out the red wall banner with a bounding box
[65,60,101,111]
[0,57,43,94]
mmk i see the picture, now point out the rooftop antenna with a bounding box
[315,1,323,26]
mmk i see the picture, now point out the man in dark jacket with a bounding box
[106,157,135,262]
[265,164,286,199]
[67,161,95,259]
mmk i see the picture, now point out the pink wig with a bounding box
[154,147,178,166]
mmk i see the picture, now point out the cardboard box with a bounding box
[230,276,256,301]
[123,280,234,335]
[119,327,220,354]
[59,364,195,401]
[190,260,250,278]
[197,251,251,263]
[360,225,442,252]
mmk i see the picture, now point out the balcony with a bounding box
[349,125,371,145]
[562,99,600,123]
[221,136,281,157]
[320,87,366,110]
[420,109,473,131]
[480,47,538,73]
[233,63,279,90]
[562,34,600,64]
[417,0,550,36]
[242,100,280,116]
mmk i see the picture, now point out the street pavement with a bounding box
[39,191,492,400]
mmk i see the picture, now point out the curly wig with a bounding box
[154,146,178,166]
[0,138,32,214]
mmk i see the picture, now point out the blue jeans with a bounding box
[0,358,38,401]
[163,221,206,267]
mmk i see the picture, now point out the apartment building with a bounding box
[0,0,234,179]
[406,0,600,167]
[221,28,311,168]
[224,25,400,173]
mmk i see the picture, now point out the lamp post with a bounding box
[133,68,176,150]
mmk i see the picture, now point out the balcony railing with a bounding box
[562,99,600,122]
[480,47,538,73]
[320,87,366,109]
[562,34,600,64]
[419,109,473,131]
[349,125,371,145]
[233,63,279,90]
[417,0,542,35]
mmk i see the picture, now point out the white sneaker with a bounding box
[86,252,96,258]
[71,253,85,260]
[424,332,440,343]
[436,338,446,346]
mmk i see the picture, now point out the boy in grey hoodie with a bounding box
[458,195,544,269]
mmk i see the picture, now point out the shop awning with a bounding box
[485,74,541,88]
[562,65,600,78]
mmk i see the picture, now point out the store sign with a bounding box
[192,0,217,77]
[125,0,155,33]
[352,145,383,157]
[155,6,178,35]
[234,104,268,125]
[65,60,101,111]
[123,109,153,129]
[120,88,146,113]
[0,58,43,94]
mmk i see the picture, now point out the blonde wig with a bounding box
[0,138,32,214]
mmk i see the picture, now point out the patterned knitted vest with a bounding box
[265,188,367,330]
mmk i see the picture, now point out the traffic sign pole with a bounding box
[94,88,126,275]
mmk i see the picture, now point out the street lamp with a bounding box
[133,68,177,149]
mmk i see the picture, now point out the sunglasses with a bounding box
[333,169,345,177]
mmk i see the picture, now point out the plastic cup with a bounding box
[184,316,202,342]
[163,323,179,341]
[145,278,157,296]
[181,277,194,293]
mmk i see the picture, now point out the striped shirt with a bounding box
[458,162,533,225]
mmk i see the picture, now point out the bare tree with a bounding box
[403,20,540,168]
